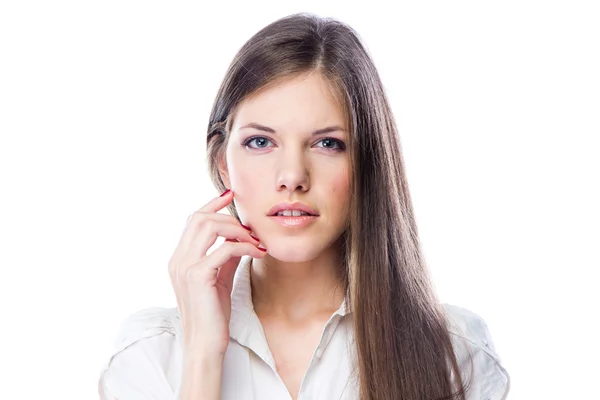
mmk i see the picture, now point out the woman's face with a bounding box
[220,71,351,262]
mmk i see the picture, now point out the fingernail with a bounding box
[257,246,267,252]
[219,189,231,197]
[250,233,260,241]
[241,224,252,231]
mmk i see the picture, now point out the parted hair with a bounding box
[205,12,474,400]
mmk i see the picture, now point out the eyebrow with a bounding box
[239,122,345,136]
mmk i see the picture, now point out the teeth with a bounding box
[276,210,309,217]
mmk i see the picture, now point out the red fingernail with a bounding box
[250,233,260,241]
[258,246,267,252]
[241,224,252,231]
[219,189,231,197]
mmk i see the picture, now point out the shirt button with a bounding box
[482,338,489,347]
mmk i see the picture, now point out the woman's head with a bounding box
[206,13,390,263]
[206,12,473,400]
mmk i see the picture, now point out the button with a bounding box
[316,347,323,358]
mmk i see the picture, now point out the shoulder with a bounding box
[98,307,182,400]
[442,303,511,400]
[108,306,180,354]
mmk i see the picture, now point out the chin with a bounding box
[261,247,320,263]
[259,236,326,263]
[259,232,341,263]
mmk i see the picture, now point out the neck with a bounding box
[249,246,345,324]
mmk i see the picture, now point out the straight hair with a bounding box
[206,13,474,400]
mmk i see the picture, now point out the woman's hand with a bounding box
[168,190,266,359]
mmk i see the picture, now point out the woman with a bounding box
[98,13,510,400]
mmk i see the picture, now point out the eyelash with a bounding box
[242,136,346,152]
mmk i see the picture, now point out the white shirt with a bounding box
[98,256,511,400]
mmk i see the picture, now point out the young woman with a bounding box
[99,13,510,400]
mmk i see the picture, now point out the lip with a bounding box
[267,202,320,217]
[268,215,318,228]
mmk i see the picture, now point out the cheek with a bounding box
[326,167,351,209]
[225,145,259,192]
[229,167,257,192]
[226,156,266,222]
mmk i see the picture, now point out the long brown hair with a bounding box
[205,13,474,400]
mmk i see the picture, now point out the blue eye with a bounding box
[316,138,346,151]
[243,136,346,152]
[244,136,272,149]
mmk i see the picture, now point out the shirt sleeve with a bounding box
[98,307,180,400]
[444,304,511,400]
[474,314,511,400]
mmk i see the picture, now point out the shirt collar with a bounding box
[229,255,350,343]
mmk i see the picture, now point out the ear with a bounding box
[217,151,231,189]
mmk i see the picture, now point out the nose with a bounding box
[276,149,310,193]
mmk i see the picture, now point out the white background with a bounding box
[1,1,598,399]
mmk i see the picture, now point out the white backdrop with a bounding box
[1,1,598,399]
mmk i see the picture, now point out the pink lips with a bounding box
[268,214,318,228]
[267,201,319,217]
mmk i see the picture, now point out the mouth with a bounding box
[271,210,317,217]
[268,213,318,227]
[267,202,320,217]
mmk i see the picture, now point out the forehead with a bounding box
[231,72,347,133]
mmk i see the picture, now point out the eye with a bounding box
[243,136,273,149]
[315,138,346,151]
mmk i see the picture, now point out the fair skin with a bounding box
[218,70,351,398]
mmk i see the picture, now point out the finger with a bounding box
[179,212,256,258]
[198,189,234,214]
[172,214,250,281]
[187,212,251,233]
[181,222,261,270]
[182,189,233,233]
[187,241,266,285]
